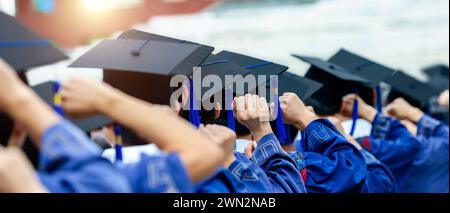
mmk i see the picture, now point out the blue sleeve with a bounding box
[194,167,249,193]
[360,149,396,193]
[227,152,274,193]
[301,119,367,193]
[38,120,131,193]
[417,115,449,139]
[250,133,306,193]
[360,113,421,185]
[119,153,193,193]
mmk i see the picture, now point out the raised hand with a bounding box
[279,92,318,131]
[233,94,272,142]
[198,124,236,167]
[61,77,122,118]
[438,89,449,108]
[385,98,424,123]
[340,94,377,123]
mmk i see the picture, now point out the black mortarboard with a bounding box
[70,38,214,105]
[217,50,288,79]
[422,64,449,92]
[386,71,440,108]
[328,49,395,87]
[214,51,289,136]
[217,50,289,96]
[0,11,68,72]
[277,72,323,101]
[292,54,372,116]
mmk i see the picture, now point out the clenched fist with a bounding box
[233,94,272,142]
[279,93,318,131]
[61,77,121,119]
[385,98,424,123]
[198,124,237,167]
[340,94,377,123]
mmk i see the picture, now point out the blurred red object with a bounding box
[16,0,215,49]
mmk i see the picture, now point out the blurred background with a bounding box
[1,0,448,85]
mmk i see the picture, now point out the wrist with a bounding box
[224,155,236,169]
[4,87,35,115]
[250,122,273,142]
[361,107,377,123]
[409,108,424,124]
[97,89,122,115]
[294,111,318,131]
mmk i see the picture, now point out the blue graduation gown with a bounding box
[401,115,449,193]
[37,120,131,193]
[249,133,306,193]
[119,153,194,193]
[227,152,274,193]
[360,149,396,193]
[289,119,367,193]
[357,113,421,190]
[193,167,249,193]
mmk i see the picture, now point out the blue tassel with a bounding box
[375,85,383,113]
[189,80,201,128]
[113,124,123,162]
[350,89,359,137]
[52,82,64,116]
[272,77,288,145]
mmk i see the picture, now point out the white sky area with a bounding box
[20,0,449,86]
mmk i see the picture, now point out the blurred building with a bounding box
[1,0,448,86]
[13,0,215,48]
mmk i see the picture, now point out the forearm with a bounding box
[360,107,377,123]
[4,88,60,147]
[98,90,225,182]
[407,108,424,124]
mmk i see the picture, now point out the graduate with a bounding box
[0,11,69,167]
[214,51,308,193]
[320,115,397,193]
[385,98,449,193]
[342,94,421,189]
[68,32,261,193]
[61,77,230,193]
[231,94,306,193]
[0,59,131,193]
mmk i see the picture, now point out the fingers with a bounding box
[244,141,256,157]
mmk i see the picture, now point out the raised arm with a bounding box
[233,94,306,193]
[343,95,420,184]
[61,77,225,182]
[0,59,130,193]
[282,93,367,193]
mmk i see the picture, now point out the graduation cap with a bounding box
[386,71,440,109]
[0,11,68,72]
[329,49,396,112]
[214,51,289,138]
[292,54,374,137]
[269,72,323,146]
[422,64,449,92]
[292,54,372,115]
[70,38,213,104]
[217,50,288,81]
